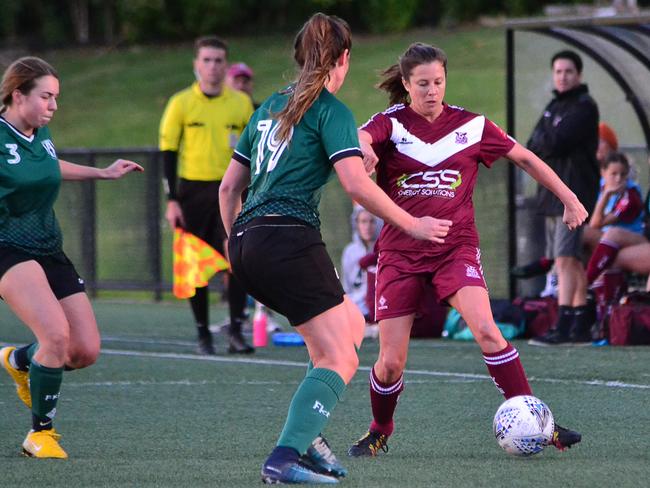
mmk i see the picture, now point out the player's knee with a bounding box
[67,346,99,369]
[379,355,407,380]
[40,329,70,361]
[473,319,502,346]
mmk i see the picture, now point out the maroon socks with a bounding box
[483,343,532,398]
[368,367,403,437]
[587,239,620,284]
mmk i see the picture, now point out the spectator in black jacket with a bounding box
[527,50,600,346]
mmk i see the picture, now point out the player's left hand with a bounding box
[102,159,144,179]
[562,198,588,230]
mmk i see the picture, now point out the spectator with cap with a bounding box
[226,62,258,108]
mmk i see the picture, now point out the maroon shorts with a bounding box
[374,245,487,321]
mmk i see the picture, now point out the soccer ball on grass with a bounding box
[493,395,554,456]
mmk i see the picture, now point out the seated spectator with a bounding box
[613,240,650,291]
[586,152,647,284]
[341,205,382,325]
[585,152,649,332]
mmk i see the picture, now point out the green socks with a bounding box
[30,360,63,431]
[277,368,345,455]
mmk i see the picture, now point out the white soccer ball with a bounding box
[493,395,554,456]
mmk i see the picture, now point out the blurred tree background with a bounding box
[3,0,646,48]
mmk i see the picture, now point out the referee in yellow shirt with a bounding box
[159,36,254,355]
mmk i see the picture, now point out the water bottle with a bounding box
[252,301,268,347]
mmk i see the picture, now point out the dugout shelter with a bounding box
[505,12,650,297]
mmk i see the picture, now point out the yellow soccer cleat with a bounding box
[22,429,68,459]
[1,346,31,408]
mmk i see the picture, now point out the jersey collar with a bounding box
[192,81,232,100]
[0,116,36,142]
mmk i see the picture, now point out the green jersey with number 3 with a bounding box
[232,86,362,229]
[0,118,63,254]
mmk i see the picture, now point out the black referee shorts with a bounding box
[228,216,344,327]
[0,247,86,300]
[178,179,226,254]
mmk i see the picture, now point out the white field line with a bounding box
[98,348,650,391]
[1,342,648,391]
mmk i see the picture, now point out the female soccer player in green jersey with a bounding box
[0,57,143,459]
[219,13,450,484]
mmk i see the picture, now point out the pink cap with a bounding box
[228,62,253,79]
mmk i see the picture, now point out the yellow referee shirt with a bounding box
[159,82,254,181]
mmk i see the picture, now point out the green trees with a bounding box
[0,0,594,47]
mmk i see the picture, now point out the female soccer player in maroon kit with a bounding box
[348,43,587,457]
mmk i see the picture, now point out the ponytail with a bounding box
[274,13,351,142]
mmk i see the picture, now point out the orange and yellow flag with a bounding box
[173,229,229,299]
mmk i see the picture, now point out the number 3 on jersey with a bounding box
[5,144,21,165]
[255,119,291,175]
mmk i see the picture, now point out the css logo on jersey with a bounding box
[396,169,462,198]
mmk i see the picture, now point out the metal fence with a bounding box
[56,147,516,300]
[57,148,165,299]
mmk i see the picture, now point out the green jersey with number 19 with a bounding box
[0,118,63,255]
[232,86,362,229]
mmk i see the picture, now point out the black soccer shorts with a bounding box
[0,247,86,299]
[228,216,344,326]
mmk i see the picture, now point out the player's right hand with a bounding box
[562,198,587,231]
[408,216,452,243]
[165,200,185,229]
[360,139,379,175]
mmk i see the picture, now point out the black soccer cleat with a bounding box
[261,458,338,484]
[197,336,216,356]
[347,430,388,457]
[528,329,570,346]
[550,423,582,451]
[227,333,254,354]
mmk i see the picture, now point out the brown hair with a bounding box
[378,43,447,106]
[602,151,629,172]
[1,56,58,113]
[194,35,228,58]
[274,12,352,142]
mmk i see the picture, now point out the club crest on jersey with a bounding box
[41,139,57,159]
[454,131,468,144]
[465,264,481,279]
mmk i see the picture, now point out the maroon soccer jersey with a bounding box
[361,103,515,255]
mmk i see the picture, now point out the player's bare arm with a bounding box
[358,129,379,175]
[219,158,250,237]
[334,155,451,243]
[59,158,143,181]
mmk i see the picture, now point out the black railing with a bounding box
[58,147,165,299]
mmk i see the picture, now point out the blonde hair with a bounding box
[274,13,352,142]
[1,56,58,113]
